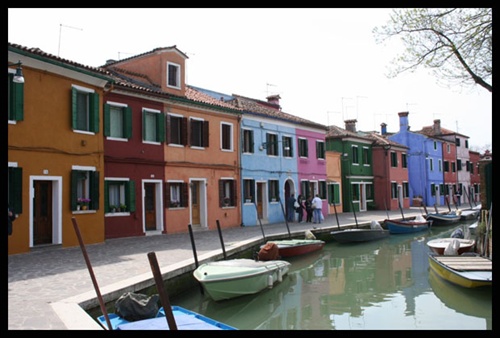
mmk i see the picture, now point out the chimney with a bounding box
[398,111,409,132]
[433,119,441,135]
[381,123,387,135]
[345,119,357,133]
[266,94,281,107]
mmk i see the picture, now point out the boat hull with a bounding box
[427,253,492,288]
[459,209,480,221]
[193,259,291,301]
[330,228,389,243]
[426,238,475,255]
[385,219,432,234]
[425,212,461,225]
[265,239,325,258]
[97,306,237,330]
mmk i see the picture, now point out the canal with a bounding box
[169,219,491,330]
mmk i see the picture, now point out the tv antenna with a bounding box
[266,83,277,96]
[58,24,83,57]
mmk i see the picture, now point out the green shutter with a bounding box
[124,106,133,139]
[127,181,136,212]
[13,81,24,121]
[90,92,99,133]
[8,167,23,214]
[91,171,100,210]
[158,113,165,143]
[71,88,78,129]
[104,104,110,136]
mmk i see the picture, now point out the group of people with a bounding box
[287,193,323,224]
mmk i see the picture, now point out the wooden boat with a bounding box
[425,210,461,225]
[259,239,325,259]
[192,258,291,301]
[427,252,492,288]
[426,237,475,255]
[97,306,237,330]
[458,208,480,221]
[385,215,432,234]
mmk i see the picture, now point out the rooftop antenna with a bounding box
[58,24,83,57]
[266,83,277,96]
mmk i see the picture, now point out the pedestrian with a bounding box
[296,194,305,223]
[8,204,16,236]
[286,194,296,222]
[312,194,323,224]
[305,196,313,223]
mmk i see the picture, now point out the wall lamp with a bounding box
[10,61,25,84]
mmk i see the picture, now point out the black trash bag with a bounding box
[115,292,159,321]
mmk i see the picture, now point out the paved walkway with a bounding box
[8,207,435,330]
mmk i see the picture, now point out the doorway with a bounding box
[33,180,53,245]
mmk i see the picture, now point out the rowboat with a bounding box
[385,215,432,234]
[426,237,475,255]
[330,220,389,243]
[193,258,291,301]
[97,306,237,330]
[259,239,325,259]
[427,252,492,288]
[458,208,480,221]
[425,210,461,225]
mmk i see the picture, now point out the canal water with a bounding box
[170,219,492,330]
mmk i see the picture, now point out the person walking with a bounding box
[312,194,323,224]
[296,194,305,223]
[286,194,296,222]
[305,196,313,223]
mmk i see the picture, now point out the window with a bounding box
[265,133,278,156]
[190,118,209,147]
[456,159,462,171]
[447,144,451,153]
[301,180,311,199]
[465,160,470,172]
[71,169,99,211]
[282,136,293,157]
[143,108,165,143]
[167,62,181,89]
[465,139,469,148]
[298,138,308,157]
[455,138,461,146]
[433,141,437,150]
[444,161,450,172]
[219,179,236,207]
[391,182,398,199]
[243,129,254,153]
[429,158,434,171]
[452,162,456,172]
[327,183,341,205]
[403,182,409,198]
[165,182,188,208]
[72,85,99,133]
[243,179,255,203]
[8,166,22,214]
[316,141,325,160]
[104,102,132,139]
[438,159,442,172]
[221,122,233,151]
[401,153,408,168]
[390,152,397,167]
[105,179,135,213]
[269,180,279,202]
[366,183,373,200]
[8,71,24,122]
[351,184,360,201]
[431,183,436,196]
[166,114,187,145]
[318,181,327,199]
[351,146,359,164]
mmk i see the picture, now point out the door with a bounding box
[33,180,52,245]
[144,183,156,231]
[191,182,200,226]
[359,183,367,212]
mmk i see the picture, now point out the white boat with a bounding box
[193,258,291,301]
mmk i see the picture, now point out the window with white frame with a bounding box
[8,70,24,122]
[352,145,359,164]
[221,122,233,151]
[282,136,293,157]
[317,141,326,160]
[266,133,278,156]
[167,62,181,89]
[105,179,135,213]
[71,168,99,211]
[403,182,409,198]
[72,85,99,133]
[269,180,279,202]
[165,181,187,208]
[190,118,208,147]
[166,114,187,145]
[243,129,254,153]
[104,102,132,139]
[219,179,236,207]
[143,108,165,143]
[243,179,255,203]
[298,138,308,157]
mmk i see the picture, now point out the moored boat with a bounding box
[458,208,480,221]
[193,258,291,301]
[385,215,432,234]
[425,210,461,225]
[426,237,475,255]
[259,239,325,259]
[427,252,492,288]
[97,305,237,330]
[330,220,389,243]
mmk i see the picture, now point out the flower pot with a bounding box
[81,205,88,210]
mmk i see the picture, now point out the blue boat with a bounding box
[385,216,432,234]
[97,306,237,330]
[425,211,461,225]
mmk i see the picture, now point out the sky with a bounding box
[8,8,492,151]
